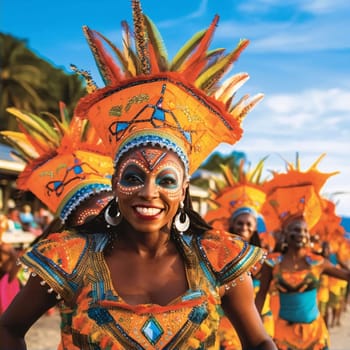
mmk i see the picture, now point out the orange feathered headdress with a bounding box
[261,153,339,233]
[1,103,113,222]
[74,0,264,176]
[311,198,344,241]
[204,158,268,231]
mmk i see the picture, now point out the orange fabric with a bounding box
[274,315,330,350]
[262,155,338,233]
[205,184,266,230]
[76,75,243,175]
[18,150,113,214]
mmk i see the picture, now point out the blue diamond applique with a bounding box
[142,317,164,345]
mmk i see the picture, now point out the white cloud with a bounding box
[215,86,350,215]
[238,0,350,15]
[255,88,350,131]
[300,0,350,14]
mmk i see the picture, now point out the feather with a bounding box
[70,64,98,93]
[214,73,249,103]
[83,26,122,85]
[95,30,133,78]
[0,132,38,161]
[308,153,326,171]
[230,93,264,123]
[143,14,168,72]
[121,20,137,76]
[219,163,236,187]
[146,40,161,74]
[295,152,300,171]
[249,156,269,184]
[131,0,150,75]
[196,39,249,92]
[170,29,206,72]
[206,48,226,65]
[6,107,60,147]
[17,124,56,155]
[180,15,220,81]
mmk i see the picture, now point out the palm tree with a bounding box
[0,33,86,131]
[191,150,247,190]
[0,33,46,130]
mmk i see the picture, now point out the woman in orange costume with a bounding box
[205,159,275,349]
[1,104,114,348]
[256,154,350,350]
[310,199,350,329]
[0,1,277,349]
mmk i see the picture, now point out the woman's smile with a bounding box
[133,205,163,218]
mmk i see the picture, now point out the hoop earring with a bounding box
[104,197,122,227]
[281,241,288,252]
[174,201,190,234]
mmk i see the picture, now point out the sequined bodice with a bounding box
[21,230,264,350]
[268,253,323,294]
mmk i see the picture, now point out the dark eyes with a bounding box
[121,172,144,186]
[236,221,254,227]
[120,171,178,188]
[157,175,177,188]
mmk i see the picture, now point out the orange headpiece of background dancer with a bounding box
[1,103,113,222]
[311,198,344,242]
[74,0,264,176]
[204,158,267,231]
[261,153,339,233]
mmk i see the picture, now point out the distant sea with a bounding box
[341,216,350,236]
[257,216,350,237]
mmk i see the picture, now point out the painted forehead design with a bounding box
[118,148,184,175]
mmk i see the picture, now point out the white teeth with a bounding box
[135,207,162,216]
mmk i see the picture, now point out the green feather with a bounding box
[96,31,132,77]
[170,29,206,72]
[143,14,168,71]
[6,108,60,146]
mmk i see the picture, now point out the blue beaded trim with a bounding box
[114,134,189,175]
[60,183,112,222]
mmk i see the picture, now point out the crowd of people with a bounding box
[0,1,349,349]
[4,204,53,235]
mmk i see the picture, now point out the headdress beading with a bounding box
[74,0,264,175]
[1,104,113,222]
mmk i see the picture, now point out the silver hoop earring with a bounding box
[104,197,122,227]
[174,201,190,234]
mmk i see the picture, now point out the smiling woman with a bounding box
[255,155,350,350]
[0,1,277,349]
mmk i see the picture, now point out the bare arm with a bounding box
[221,275,277,350]
[255,263,273,314]
[323,259,350,281]
[0,275,59,350]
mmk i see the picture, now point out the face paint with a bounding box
[116,148,184,198]
[114,147,187,234]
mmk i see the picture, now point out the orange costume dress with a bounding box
[266,252,330,350]
[20,229,264,350]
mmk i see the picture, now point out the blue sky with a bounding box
[2,0,350,216]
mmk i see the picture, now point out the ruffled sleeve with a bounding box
[194,229,266,288]
[20,231,91,303]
